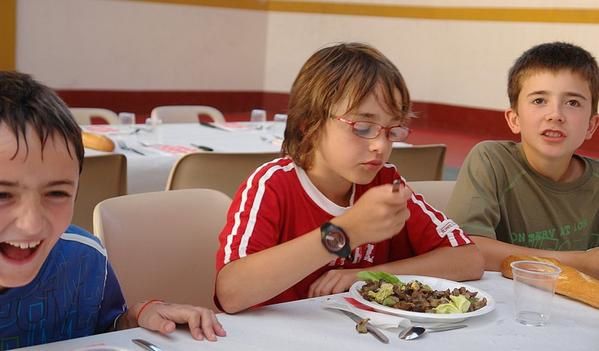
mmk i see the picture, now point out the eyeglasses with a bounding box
[334,116,411,142]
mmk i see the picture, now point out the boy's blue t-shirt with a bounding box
[0,225,126,350]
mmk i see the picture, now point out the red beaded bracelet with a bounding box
[136,299,165,322]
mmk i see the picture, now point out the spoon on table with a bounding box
[132,338,164,351]
[399,324,467,340]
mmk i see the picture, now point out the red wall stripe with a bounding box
[56,90,597,154]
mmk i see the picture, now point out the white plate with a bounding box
[349,275,496,323]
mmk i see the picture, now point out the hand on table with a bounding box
[136,301,226,341]
[308,268,360,298]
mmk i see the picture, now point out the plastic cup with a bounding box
[118,112,135,126]
[510,260,561,326]
[250,109,267,123]
[273,113,288,122]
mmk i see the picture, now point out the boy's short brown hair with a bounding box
[282,42,413,169]
[508,42,599,114]
[0,71,83,171]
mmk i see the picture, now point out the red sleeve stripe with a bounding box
[223,160,295,265]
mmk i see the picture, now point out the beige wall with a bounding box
[16,0,599,111]
[17,0,268,90]
[264,13,599,110]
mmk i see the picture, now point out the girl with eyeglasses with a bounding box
[215,42,484,313]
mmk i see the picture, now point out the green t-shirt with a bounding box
[446,141,599,251]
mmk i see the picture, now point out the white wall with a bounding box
[17,0,268,90]
[16,0,599,111]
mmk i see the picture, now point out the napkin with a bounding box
[148,144,196,154]
[323,295,411,330]
[84,125,119,133]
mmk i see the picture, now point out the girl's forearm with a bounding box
[216,229,336,313]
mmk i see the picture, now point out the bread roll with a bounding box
[82,131,115,152]
[501,255,599,308]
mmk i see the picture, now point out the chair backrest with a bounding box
[69,108,119,125]
[93,189,232,310]
[150,105,225,124]
[408,180,456,211]
[166,152,281,197]
[73,154,127,232]
[388,144,446,181]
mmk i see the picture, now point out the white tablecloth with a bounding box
[84,122,411,194]
[84,122,287,194]
[18,272,599,351]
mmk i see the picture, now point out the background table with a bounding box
[18,272,599,351]
[84,122,411,194]
[84,122,286,193]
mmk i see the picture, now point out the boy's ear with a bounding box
[585,114,599,140]
[504,108,521,134]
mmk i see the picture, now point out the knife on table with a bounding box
[190,143,214,152]
[340,309,389,344]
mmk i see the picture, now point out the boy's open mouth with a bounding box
[541,130,565,138]
[0,240,42,261]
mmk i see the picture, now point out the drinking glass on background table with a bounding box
[118,112,136,128]
[250,109,267,123]
[511,260,561,326]
[273,113,288,122]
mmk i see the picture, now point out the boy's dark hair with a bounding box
[282,42,413,169]
[508,42,599,114]
[0,71,83,171]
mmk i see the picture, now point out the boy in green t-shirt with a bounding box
[446,42,599,278]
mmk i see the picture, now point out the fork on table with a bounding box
[117,140,146,156]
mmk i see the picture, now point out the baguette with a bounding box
[82,131,115,152]
[501,255,599,308]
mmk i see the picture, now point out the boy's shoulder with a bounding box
[465,141,523,168]
[579,154,599,176]
[35,225,108,295]
[471,140,519,156]
[57,224,107,258]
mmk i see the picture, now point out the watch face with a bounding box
[324,230,347,251]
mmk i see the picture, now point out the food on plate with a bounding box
[435,295,471,314]
[501,255,599,308]
[357,271,400,284]
[357,271,487,314]
[82,131,115,151]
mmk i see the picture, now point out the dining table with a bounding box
[83,121,412,194]
[16,272,599,351]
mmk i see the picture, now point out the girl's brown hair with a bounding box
[282,43,413,169]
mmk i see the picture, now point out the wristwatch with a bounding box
[320,222,352,259]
